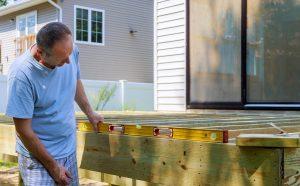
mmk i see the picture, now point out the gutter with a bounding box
[47,0,62,22]
[0,0,47,17]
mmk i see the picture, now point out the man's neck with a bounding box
[30,45,55,69]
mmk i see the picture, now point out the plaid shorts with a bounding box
[18,152,79,186]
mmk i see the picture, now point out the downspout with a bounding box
[47,0,62,22]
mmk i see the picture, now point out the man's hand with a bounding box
[75,79,104,132]
[50,164,72,186]
[87,111,104,132]
[13,118,72,185]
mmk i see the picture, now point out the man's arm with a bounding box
[14,118,71,185]
[75,79,104,131]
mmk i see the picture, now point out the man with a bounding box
[5,22,103,185]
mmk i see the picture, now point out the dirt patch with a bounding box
[0,166,19,186]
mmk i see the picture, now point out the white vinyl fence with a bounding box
[0,75,7,113]
[0,75,154,113]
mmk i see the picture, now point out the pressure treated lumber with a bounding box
[236,134,300,148]
[0,154,17,163]
[77,131,282,186]
[0,124,282,186]
[284,148,300,185]
[78,169,157,186]
[75,111,300,129]
[0,124,16,156]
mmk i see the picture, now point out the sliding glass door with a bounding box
[188,0,241,106]
[247,0,300,103]
[188,0,300,109]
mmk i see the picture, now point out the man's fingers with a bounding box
[100,116,104,122]
[57,177,69,186]
[61,175,71,185]
[65,170,72,179]
[57,166,71,185]
[92,123,99,132]
[63,178,70,185]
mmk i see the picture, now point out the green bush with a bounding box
[0,0,7,7]
[89,84,117,111]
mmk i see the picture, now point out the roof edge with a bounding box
[0,0,48,17]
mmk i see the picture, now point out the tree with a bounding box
[0,0,7,7]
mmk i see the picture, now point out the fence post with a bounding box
[119,80,127,111]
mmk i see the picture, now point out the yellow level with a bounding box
[77,121,95,132]
[172,128,226,142]
[124,125,155,136]
[77,122,120,134]
[77,121,228,143]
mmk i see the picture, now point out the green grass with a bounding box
[0,160,17,170]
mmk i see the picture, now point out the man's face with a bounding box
[40,35,73,68]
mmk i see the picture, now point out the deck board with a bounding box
[2,111,300,139]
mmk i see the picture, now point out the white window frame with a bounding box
[74,5,105,46]
[16,10,37,37]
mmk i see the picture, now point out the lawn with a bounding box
[0,161,17,171]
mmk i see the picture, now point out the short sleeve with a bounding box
[5,77,34,119]
[73,45,81,80]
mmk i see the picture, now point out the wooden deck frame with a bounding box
[76,131,282,185]
[1,124,300,185]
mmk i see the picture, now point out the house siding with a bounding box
[0,2,58,74]
[59,0,154,83]
[154,0,186,111]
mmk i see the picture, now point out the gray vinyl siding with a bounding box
[0,2,58,74]
[59,0,153,83]
[154,0,187,111]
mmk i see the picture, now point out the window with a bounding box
[188,0,300,109]
[74,5,104,45]
[189,0,241,103]
[16,11,37,37]
[15,11,37,56]
[247,0,300,103]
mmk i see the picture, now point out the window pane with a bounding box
[76,30,82,41]
[91,32,96,42]
[189,0,241,103]
[82,20,88,31]
[82,31,88,41]
[96,12,102,22]
[18,17,26,36]
[28,27,35,34]
[92,21,97,32]
[76,19,82,30]
[82,9,88,20]
[76,8,82,19]
[97,33,102,43]
[92,11,97,21]
[96,22,102,33]
[27,15,35,28]
[247,0,300,102]
[92,21,102,33]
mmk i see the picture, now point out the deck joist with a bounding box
[1,112,300,185]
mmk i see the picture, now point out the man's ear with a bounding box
[36,48,47,64]
[36,48,43,58]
